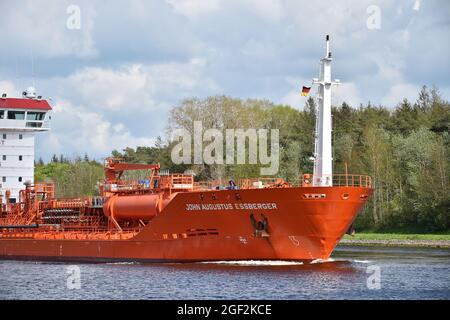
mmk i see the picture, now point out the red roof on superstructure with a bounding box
[0,98,52,111]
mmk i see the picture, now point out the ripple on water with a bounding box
[0,247,449,299]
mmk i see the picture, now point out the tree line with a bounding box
[35,86,449,232]
[35,154,104,198]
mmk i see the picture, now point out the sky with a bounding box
[0,0,449,161]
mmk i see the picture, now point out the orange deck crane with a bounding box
[104,157,160,183]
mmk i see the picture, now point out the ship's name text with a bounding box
[185,202,277,211]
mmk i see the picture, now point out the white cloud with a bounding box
[31,58,220,160]
[0,54,222,163]
[62,59,219,111]
[244,0,284,23]
[0,81,19,97]
[1,80,156,159]
[166,0,284,22]
[241,39,275,58]
[40,98,156,158]
[0,1,97,59]
[166,0,222,19]
[382,83,420,107]
[365,48,421,107]
[333,82,361,107]
[67,64,151,111]
[281,90,303,109]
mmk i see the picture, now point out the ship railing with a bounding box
[299,174,372,188]
[102,174,196,193]
[159,174,194,190]
[32,183,55,198]
[193,178,291,190]
[333,174,372,187]
[50,198,85,208]
[47,196,106,209]
[193,179,232,190]
[103,174,372,191]
[103,180,153,192]
[238,178,290,189]
[58,226,141,233]
[193,179,234,190]
[193,174,372,190]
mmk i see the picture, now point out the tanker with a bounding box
[0,36,373,263]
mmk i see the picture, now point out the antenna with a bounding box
[31,48,36,88]
[22,47,38,99]
[15,58,21,97]
[30,0,36,89]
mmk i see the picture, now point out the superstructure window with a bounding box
[0,111,4,119]
[26,112,45,121]
[19,155,23,161]
[18,177,22,182]
[2,134,6,139]
[7,111,25,120]
[2,177,5,182]
[2,155,5,161]
[26,122,43,128]
[19,134,23,140]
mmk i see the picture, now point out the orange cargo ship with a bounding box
[0,36,373,263]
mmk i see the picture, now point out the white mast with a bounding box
[312,35,340,187]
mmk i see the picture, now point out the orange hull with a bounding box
[0,186,371,263]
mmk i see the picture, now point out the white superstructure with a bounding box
[312,35,340,187]
[0,88,51,203]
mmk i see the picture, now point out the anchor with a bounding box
[250,213,270,238]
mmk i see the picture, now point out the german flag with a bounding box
[301,86,311,97]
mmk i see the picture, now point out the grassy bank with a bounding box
[343,233,450,241]
[339,232,450,248]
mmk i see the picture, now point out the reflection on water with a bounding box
[0,246,449,299]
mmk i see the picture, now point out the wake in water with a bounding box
[310,258,336,264]
[199,260,304,266]
[103,258,367,267]
[312,258,373,265]
[199,258,356,267]
[352,260,372,264]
